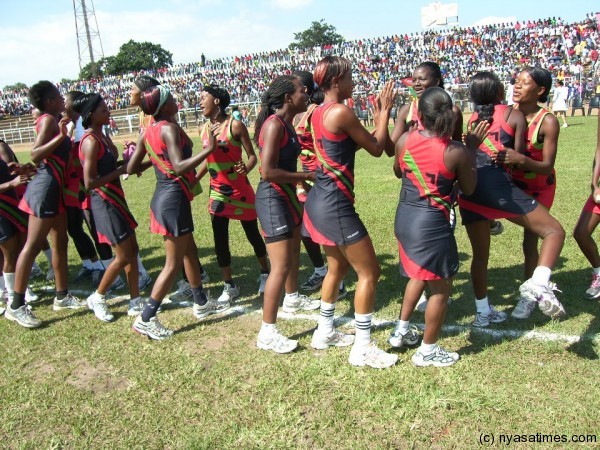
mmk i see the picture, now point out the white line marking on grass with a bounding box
[229,306,598,344]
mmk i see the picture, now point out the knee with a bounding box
[357,263,380,285]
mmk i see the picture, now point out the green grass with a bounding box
[1,117,600,449]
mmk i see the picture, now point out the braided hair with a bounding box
[253,75,298,145]
[293,70,324,105]
[470,71,502,124]
[72,93,103,128]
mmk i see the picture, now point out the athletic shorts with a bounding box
[90,193,137,245]
[0,215,20,244]
[458,165,537,225]
[150,186,193,237]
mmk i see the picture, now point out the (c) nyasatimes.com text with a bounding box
[478,432,597,446]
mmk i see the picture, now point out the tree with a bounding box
[3,82,28,91]
[289,19,344,49]
[79,40,173,79]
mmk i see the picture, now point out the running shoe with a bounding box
[519,279,566,319]
[489,220,504,236]
[585,273,600,299]
[256,328,298,354]
[0,291,6,315]
[169,280,193,306]
[87,292,114,322]
[388,325,421,348]
[128,297,146,316]
[91,269,103,288]
[74,266,95,282]
[311,329,355,350]
[257,273,269,294]
[217,283,239,303]
[46,266,55,281]
[300,270,326,291]
[107,275,126,293]
[511,296,536,319]
[30,262,43,279]
[53,293,86,311]
[138,273,152,291]
[348,341,398,368]
[201,269,210,284]
[132,316,174,340]
[193,298,230,319]
[25,287,40,304]
[5,304,42,328]
[412,344,460,367]
[282,294,320,313]
[472,305,508,327]
[415,293,452,313]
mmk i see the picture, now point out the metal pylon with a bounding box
[73,0,104,76]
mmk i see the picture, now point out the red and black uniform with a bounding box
[303,102,367,246]
[0,160,28,243]
[200,118,266,268]
[296,104,318,202]
[511,107,556,209]
[144,120,195,237]
[458,104,537,224]
[405,99,423,130]
[79,132,137,245]
[395,131,457,280]
[255,115,302,241]
[19,114,70,218]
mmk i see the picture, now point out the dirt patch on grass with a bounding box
[26,360,57,382]
[66,359,131,394]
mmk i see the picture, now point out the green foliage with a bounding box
[289,19,344,49]
[3,82,27,91]
[78,40,173,79]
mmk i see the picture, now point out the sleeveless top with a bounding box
[144,120,196,201]
[201,118,257,220]
[511,107,556,190]
[0,159,28,230]
[467,104,515,168]
[34,113,71,186]
[296,103,319,173]
[310,102,358,205]
[398,131,455,220]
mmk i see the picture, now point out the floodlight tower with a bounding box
[73,0,105,77]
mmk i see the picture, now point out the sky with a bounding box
[2,0,597,87]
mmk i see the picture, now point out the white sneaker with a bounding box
[25,287,40,304]
[138,273,152,291]
[311,329,355,350]
[128,297,146,316]
[256,328,298,353]
[46,266,55,281]
[257,273,269,294]
[412,344,460,367]
[132,315,173,340]
[193,298,230,319]
[169,280,193,306]
[562,123,568,128]
[415,293,452,313]
[388,325,421,348]
[282,294,320,313]
[0,291,6,315]
[87,292,114,322]
[472,305,508,327]
[489,220,504,236]
[348,341,398,368]
[5,304,42,328]
[519,279,566,319]
[53,293,86,311]
[218,283,240,303]
[511,295,536,319]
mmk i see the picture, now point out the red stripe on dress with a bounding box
[302,210,335,246]
[457,197,524,220]
[150,209,173,237]
[397,239,440,280]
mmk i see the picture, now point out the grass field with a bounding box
[1,116,600,449]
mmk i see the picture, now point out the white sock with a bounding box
[532,266,551,285]
[314,265,327,276]
[475,297,490,314]
[260,321,277,334]
[354,312,372,348]
[137,254,148,277]
[398,320,410,335]
[420,342,437,354]
[101,258,114,270]
[95,290,106,300]
[82,259,93,270]
[93,260,104,270]
[284,291,298,300]
[44,248,53,264]
[0,275,5,291]
[4,273,14,294]
[592,267,600,275]
[318,301,336,334]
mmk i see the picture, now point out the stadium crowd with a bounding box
[1,13,599,120]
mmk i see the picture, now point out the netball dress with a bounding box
[79,133,137,245]
[303,102,367,246]
[395,131,457,280]
[458,105,537,224]
[201,118,257,220]
[0,160,28,243]
[255,115,302,239]
[19,114,70,218]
